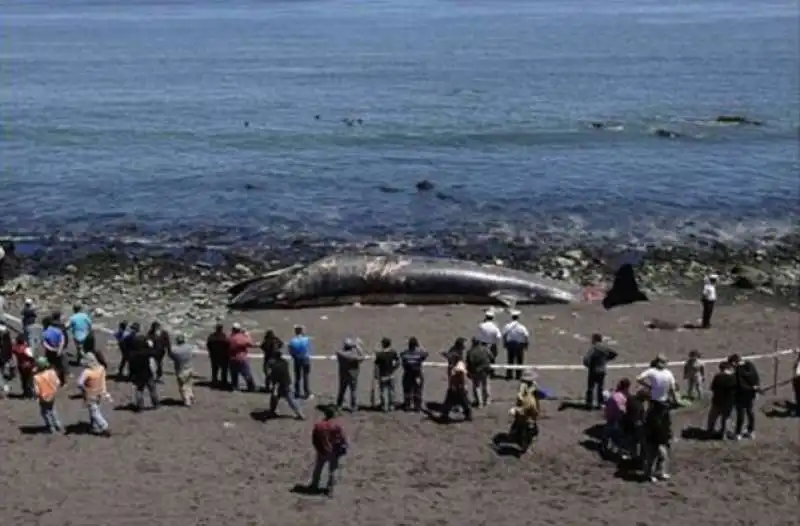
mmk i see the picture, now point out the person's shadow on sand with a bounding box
[422,402,471,424]
[250,409,298,422]
[490,432,525,457]
[289,484,329,497]
[763,401,798,418]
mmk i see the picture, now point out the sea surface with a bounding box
[1,0,798,257]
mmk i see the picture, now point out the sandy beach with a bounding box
[1,291,798,526]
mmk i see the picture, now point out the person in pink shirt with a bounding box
[601,378,631,457]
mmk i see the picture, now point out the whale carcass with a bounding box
[227,254,647,310]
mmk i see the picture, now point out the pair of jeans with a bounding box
[269,390,303,417]
[230,360,255,391]
[471,373,491,407]
[378,378,394,411]
[87,400,109,433]
[706,402,733,436]
[310,453,340,491]
[134,378,160,410]
[209,353,229,387]
[601,420,626,453]
[45,351,67,386]
[39,400,63,432]
[336,374,358,410]
[176,369,194,406]
[504,341,526,380]
[401,371,423,410]
[441,388,472,421]
[585,371,606,409]
[701,299,715,328]
[734,394,756,435]
[293,358,311,398]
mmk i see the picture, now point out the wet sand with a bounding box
[1,297,798,526]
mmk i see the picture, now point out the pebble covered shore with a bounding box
[2,234,798,339]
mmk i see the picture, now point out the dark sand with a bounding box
[1,298,798,526]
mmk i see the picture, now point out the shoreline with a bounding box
[1,234,797,342]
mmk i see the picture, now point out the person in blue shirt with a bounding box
[287,325,313,399]
[67,304,93,362]
[41,316,67,385]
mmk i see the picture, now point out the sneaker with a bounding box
[649,476,659,483]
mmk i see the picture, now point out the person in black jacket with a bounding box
[147,321,172,383]
[583,333,619,409]
[260,329,283,393]
[206,323,230,389]
[267,348,304,420]
[373,337,400,412]
[129,331,160,411]
[706,361,736,439]
[729,354,760,439]
[400,337,428,412]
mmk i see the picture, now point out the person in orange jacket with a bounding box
[33,356,64,434]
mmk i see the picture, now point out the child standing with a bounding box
[32,356,64,433]
[683,350,705,400]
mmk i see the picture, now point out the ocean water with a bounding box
[1,0,798,255]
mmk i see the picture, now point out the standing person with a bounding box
[438,357,472,422]
[32,356,64,434]
[582,333,619,410]
[308,405,348,497]
[66,304,93,363]
[147,321,172,383]
[168,334,195,407]
[206,323,230,389]
[476,310,502,378]
[730,354,760,440]
[373,337,400,412]
[41,316,68,385]
[683,350,705,400]
[288,325,313,399]
[50,311,70,361]
[602,378,631,457]
[260,330,283,393]
[77,352,112,436]
[129,329,160,411]
[228,323,256,392]
[636,355,678,482]
[400,336,428,412]
[466,338,493,407]
[621,389,648,467]
[701,274,718,329]
[335,338,365,412]
[792,351,800,417]
[12,333,36,399]
[0,242,5,286]
[0,324,12,374]
[20,298,37,345]
[502,309,530,381]
[706,361,736,438]
[82,331,109,369]
[117,321,138,381]
[267,348,304,420]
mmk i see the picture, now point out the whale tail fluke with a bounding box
[602,263,648,310]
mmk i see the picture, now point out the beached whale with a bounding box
[227,254,647,310]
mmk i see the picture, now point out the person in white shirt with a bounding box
[0,244,5,287]
[701,274,718,329]
[502,310,530,381]
[792,352,800,416]
[476,310,502,378]
[636,354,678,482]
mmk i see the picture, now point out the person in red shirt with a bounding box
[309,405,348,496]
[12,334,36,399]
[228,323,256,392]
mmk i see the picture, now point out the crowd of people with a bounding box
[1,291,799,491]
